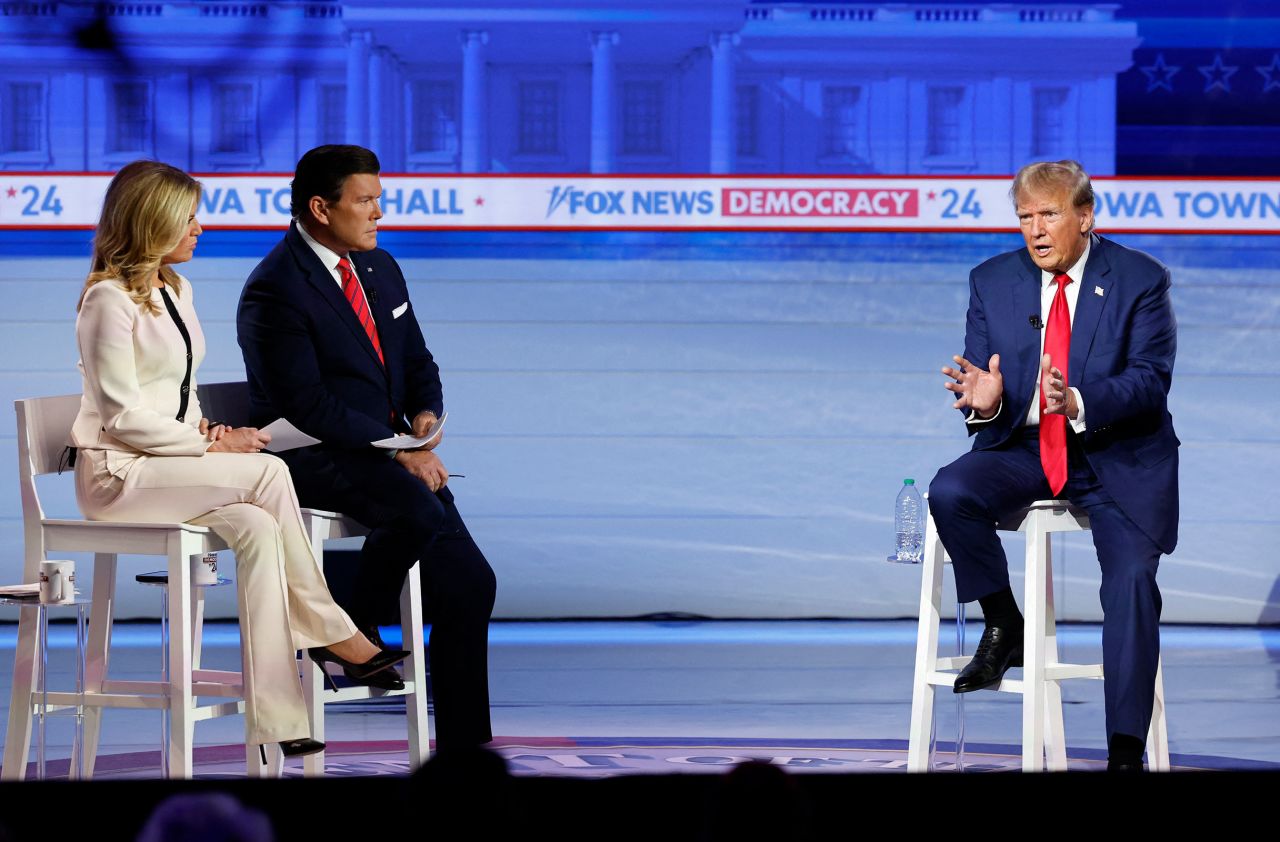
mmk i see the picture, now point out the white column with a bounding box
[389,57,406,170]
[369,47,390,157]
[708,32,739,174]
[460,30,489,172]
[345,30,372,146]
[590,31,619,173]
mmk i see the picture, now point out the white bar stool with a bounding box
[906,498,1171,772]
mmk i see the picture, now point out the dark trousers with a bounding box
[282,447,496,749]
[928,427,1162,742]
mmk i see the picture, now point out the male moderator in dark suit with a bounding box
[930,160,1177,771]
[237,145,495,749]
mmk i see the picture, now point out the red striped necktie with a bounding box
[337,257,384,366]
[1040,272,1071,495]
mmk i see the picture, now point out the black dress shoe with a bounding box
[259,738,326,763]
[279,737,325,758]
[1107,758,1145,773]
[953,625,1023,693]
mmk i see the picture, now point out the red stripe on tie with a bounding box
[337,257,384,366]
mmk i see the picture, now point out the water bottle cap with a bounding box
[903,478,915,485]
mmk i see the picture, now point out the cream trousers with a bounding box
[75,449,357,744]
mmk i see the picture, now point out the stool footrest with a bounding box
[100,679,243,698]
[1044,663,1104,680]
[924,672,1022,693]
[927,664,1101,693]
[309,680,419,703]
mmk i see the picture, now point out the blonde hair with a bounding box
[1010,160,1095,212]
[79,160,201,315]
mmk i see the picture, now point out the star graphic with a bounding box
[1198,53,1238,93]
[1139,53,1180,93]
[926,191,937,201]
[4,187,15,198]
[1256,53,1280,93]
[474,196,485,206]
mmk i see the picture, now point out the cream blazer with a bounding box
[71,277,212,474]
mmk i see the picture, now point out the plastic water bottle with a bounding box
[889,478,925,564]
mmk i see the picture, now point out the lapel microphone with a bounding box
[1029,314,1043,329]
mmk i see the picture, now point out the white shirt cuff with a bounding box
[966,398,1002,425]
[1068,387,1086,434]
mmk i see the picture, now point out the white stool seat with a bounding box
[907,498,1170,772]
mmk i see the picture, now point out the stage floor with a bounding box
[2,620,1277,778]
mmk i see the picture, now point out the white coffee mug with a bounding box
[39,560,76,604]
[192,553,219,586]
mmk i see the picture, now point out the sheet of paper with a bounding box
[372,411,447,450]
[0,583,40,598]
[260,417,322,452]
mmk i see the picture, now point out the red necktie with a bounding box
[337,257,384,366]
[1040,273,1071,495]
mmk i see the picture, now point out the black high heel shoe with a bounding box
[343,665,406,692]
[259,738,325,764]
[308,646,410,692]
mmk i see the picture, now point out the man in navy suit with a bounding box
[237,145,495,749]
[930,160,1178,771]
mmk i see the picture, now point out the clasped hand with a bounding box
[199,418,271,453]
[394,410,448,492]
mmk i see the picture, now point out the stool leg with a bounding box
[2,602,38,781]
[1042,540,1068,771]
[907,514,946,772]
[301,657,327,778]
[302,515,330,778]
[72,603,87,780]
[36,605,48,780]
[166,539,195,779]
[247,742,284,778]
[1147,657,1171,771]
[1021,515,1049,773]
[81,551,118,781]
[403,562,431,769]
[191,574,205,671]
[955,602,966,773]
[158,586,170,779]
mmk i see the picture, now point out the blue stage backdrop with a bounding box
[0,1,1277,623]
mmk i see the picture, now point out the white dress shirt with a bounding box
[296,220,379,329]
[970,239,1090,434]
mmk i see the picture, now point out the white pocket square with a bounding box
[392,302,409,319]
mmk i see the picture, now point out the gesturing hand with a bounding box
[395,449,449,492]
[1040,353,1078,419]
[207,427,272,453]
[942,354,1003,418]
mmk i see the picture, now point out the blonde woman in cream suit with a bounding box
[71,160,406,759]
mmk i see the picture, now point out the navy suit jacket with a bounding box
[963,234,1180,554]
[237,222,443,451]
